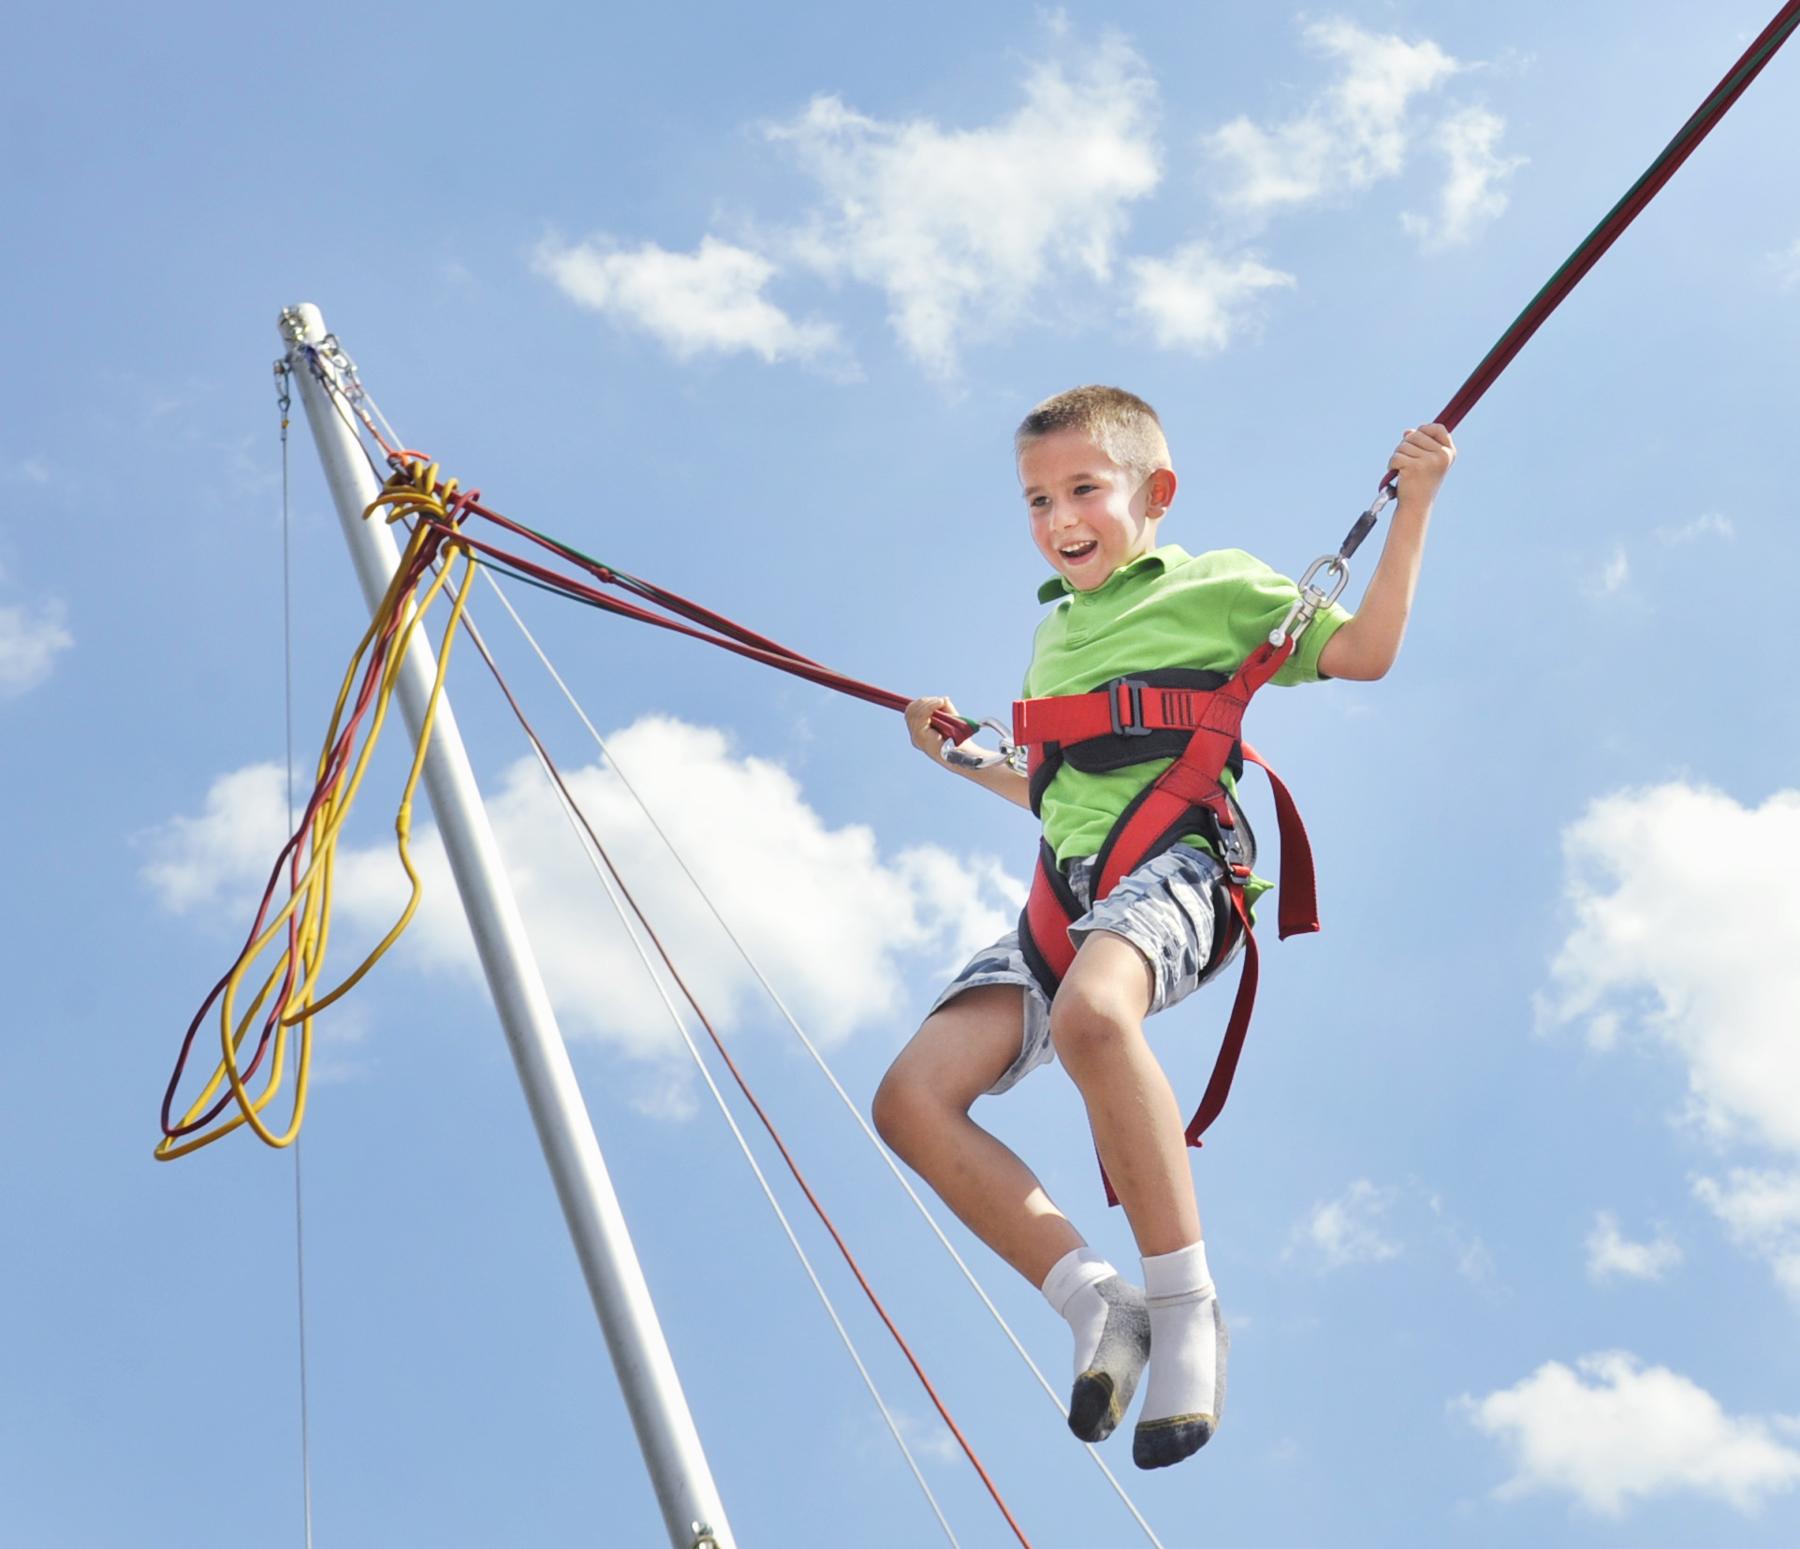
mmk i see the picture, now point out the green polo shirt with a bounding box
[1024,544,1351,892]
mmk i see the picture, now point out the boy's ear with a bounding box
[1147,466,1177,515]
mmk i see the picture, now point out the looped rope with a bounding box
[157,470,478,1158]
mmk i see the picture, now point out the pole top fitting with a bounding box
[278,303,327,346]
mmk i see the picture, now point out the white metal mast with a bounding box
[278,302,735,1549]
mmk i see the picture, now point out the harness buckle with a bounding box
[1109,678,1153,737]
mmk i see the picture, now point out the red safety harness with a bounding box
[1010,636,1320,1199]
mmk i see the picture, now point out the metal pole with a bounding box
[278,303,735,1549]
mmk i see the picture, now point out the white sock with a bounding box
[1042,1246,1150,1443]
[1134,1241,1228,1468]
[1041,1247,1115,1375]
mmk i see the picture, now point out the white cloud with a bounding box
[1290,1178,1401,1269]
[1542,782,1800,1155]
[140,762,291,913]
[1128,241,1295,354]
[1462,1352,1800,1515]
[142,718,1021,1078]
[1541,782,1800,1296]
[533,235,842,365]
[1656,511,1734,544]
[0,596,73,698]
[1402,105,1525,251]
[1694,1171,1800,1304]
[768,38,1160,377]
[1206,20,1462,219]
[1585,1211,1682,1283]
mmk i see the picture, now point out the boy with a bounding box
[876,385,1453,1469]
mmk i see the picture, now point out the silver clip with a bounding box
[941,718,1027,775]
[1270,554,1351,648]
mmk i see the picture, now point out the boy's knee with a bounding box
[1049,980,1135,1072]
[872,1061,941,1159]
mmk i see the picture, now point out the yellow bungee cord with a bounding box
[157,463,475,1159]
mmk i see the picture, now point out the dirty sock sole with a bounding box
[1133,1288,1228,1468]
[1131,1413,1217,1469]
[1066,1278,1150,1443]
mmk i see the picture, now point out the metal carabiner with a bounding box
[1269,553,1352,648]
[940,717,1028,776]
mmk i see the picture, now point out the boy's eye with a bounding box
[1073,483,1096,496]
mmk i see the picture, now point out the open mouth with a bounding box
[1059,539,1099,563]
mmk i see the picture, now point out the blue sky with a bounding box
[5,2,1800,1544]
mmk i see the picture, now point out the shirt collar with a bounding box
[1036,544,1185,604]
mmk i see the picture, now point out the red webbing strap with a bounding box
[1094,641,1292,900]
[1014,680,1215,747]
[1242,743,1319,940]
[1024,847,1080,985]
[1183,885,1260,1148]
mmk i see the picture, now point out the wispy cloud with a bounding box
[1772,237,1800,292]
[1694,1170,1800,1305]
[1656,511,1734,545]
[1207,20,1461,220]
[767,37,1160,378]
[1128,241,1295,354]
[0,594,73,699]
[1585,1211,1682,1283]
[140,717,1022,1079]
[1461,1351,1800,1515]
[536,20,1519,373]
[1289,1178,1401,1269]
[534,236,844,367]
[1586,542,1629,596]
[1402,105,1526,251]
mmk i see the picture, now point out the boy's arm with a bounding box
[905,696,1033,810]
[1317,423,1456,683]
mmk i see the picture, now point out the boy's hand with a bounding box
[906,694,1034,808]
[905,695,960,761]
[1388,422,1456,507]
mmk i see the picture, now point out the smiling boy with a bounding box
[875,385,1453,1468]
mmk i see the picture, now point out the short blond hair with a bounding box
[1014,385,1171,484]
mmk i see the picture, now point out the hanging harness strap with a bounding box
[1011,639,1318,1198]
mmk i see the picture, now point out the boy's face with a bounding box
[1019,429,1169,592]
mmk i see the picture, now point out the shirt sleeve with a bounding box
[1220,550,1353,686]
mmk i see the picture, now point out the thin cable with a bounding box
[494,663,962,1548]
[307,366,1017,1539]
[473,568,1168,1547]
[277,365,318,1549]
[449,601,1035,1549]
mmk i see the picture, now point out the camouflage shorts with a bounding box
[927,844,1242,1096]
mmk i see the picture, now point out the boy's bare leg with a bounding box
[873,985,1081,1285]
[874,985,1151,1442]
[1049,932,1200,1251]
[1051,931,1227,1469]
